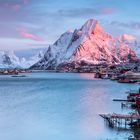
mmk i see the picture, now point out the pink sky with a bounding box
[0,0,140,50]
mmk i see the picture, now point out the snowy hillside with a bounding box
[31,19,137,70]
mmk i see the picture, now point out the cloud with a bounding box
[102,7,113,14]
[17,27,44,41]
[23,0,28,4]
[122,34,136,41]
[58,7,114,18]
[11,4,21,11]
[4,3,21,11]
[1,0,29,12]
[110,21,140,30]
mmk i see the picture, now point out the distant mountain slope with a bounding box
[0,50,44,69]
[119,34,140,58]
[31,19,137,70]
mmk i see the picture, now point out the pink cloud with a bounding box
[23,0,28,4]
[5,3,21,11]
[4,0,28,11]
[102,7,114,14]
[17,27,44,41]
[12,4,21,11]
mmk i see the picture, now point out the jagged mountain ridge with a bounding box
[31,19,137,70]
[0,50,44,69]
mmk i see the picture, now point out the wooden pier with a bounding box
[99,113,140,128]
[113,98,135,102]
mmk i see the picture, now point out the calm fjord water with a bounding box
[0,72,139,140]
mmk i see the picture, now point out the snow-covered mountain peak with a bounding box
[81,19,103,35]
[31,19,138,70]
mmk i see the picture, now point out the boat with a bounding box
[110,76,118,80]
[127,88,140,100]
[11,75,26,78]
[102,74,109,79]
[118,78,137,83]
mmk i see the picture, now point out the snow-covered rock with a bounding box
[31,19,138,70]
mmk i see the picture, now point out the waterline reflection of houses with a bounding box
[79,73,95,80]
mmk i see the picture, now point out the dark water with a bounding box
[0,72,139,140]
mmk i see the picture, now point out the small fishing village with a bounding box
[0,69,32,75]
[99,87,140,140]
[94,63,140,139]
[57,61,140,139]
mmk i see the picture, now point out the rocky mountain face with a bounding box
[0,50,44,69]
[31,19,138,70]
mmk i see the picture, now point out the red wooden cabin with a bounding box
[136,97,140,107]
